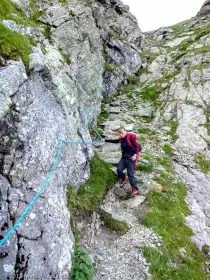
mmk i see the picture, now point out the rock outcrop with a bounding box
[197,0,210,16]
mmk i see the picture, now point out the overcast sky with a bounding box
[122,0,205,32]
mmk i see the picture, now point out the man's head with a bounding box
[118,127,127,138]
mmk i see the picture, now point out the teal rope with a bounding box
[0,109,101,247]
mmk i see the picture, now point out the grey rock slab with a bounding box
[0,60,27,97]
[137,105,153,117]
[165,36,190,48]
[123,196,146,209]
[102,120,126,130]
[124,123,134,131]
[114,187,127,197]
[109,107,121,114]
[175,163,210,250]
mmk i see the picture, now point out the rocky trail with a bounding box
[77,92,174,279]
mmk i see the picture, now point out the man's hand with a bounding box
[101,138,105,145]
[131,154,137,161]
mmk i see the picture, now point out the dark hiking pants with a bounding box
[117,158,138,190]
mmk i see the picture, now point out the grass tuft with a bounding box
[0,23,31,66]
[195,153,210,174]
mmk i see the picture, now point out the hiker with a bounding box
[102,127,140,195]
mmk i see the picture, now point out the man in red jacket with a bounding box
[102,127,139,195]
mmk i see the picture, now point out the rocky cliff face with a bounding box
[0,0,142,279]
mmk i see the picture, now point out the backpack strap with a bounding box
[126,134,134,149]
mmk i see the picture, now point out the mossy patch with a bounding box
[195,153,210,174]
[0,23,31,67]
[99,210,129,233]
[67,153,117,213]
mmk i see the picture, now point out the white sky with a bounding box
[122,0,205,32]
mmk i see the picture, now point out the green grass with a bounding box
[191,63,210,71]
[194,23,210,41]
[59,49,71,64]
[0,23,31,66]
[158,70,181,84]
[138,127,156,136]
[140,85,161,108]
[142,170,207,280]
[104,61,119,72]
[139,51,158,64]
[127,75,139,85]
[0,0,31,25]
[29,0,44,22]
[165,120,178,141]
[0,0,42,26]
[162,144,173,156]
[156,156,173,173]
[195,153,210,174]
[97,112,109,125]
[137,161,154,173]
[67,153,117,213]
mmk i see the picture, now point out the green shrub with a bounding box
[70,244,94,280]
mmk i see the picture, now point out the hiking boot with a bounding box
[131,187,138,196]
[120,176,128,187]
